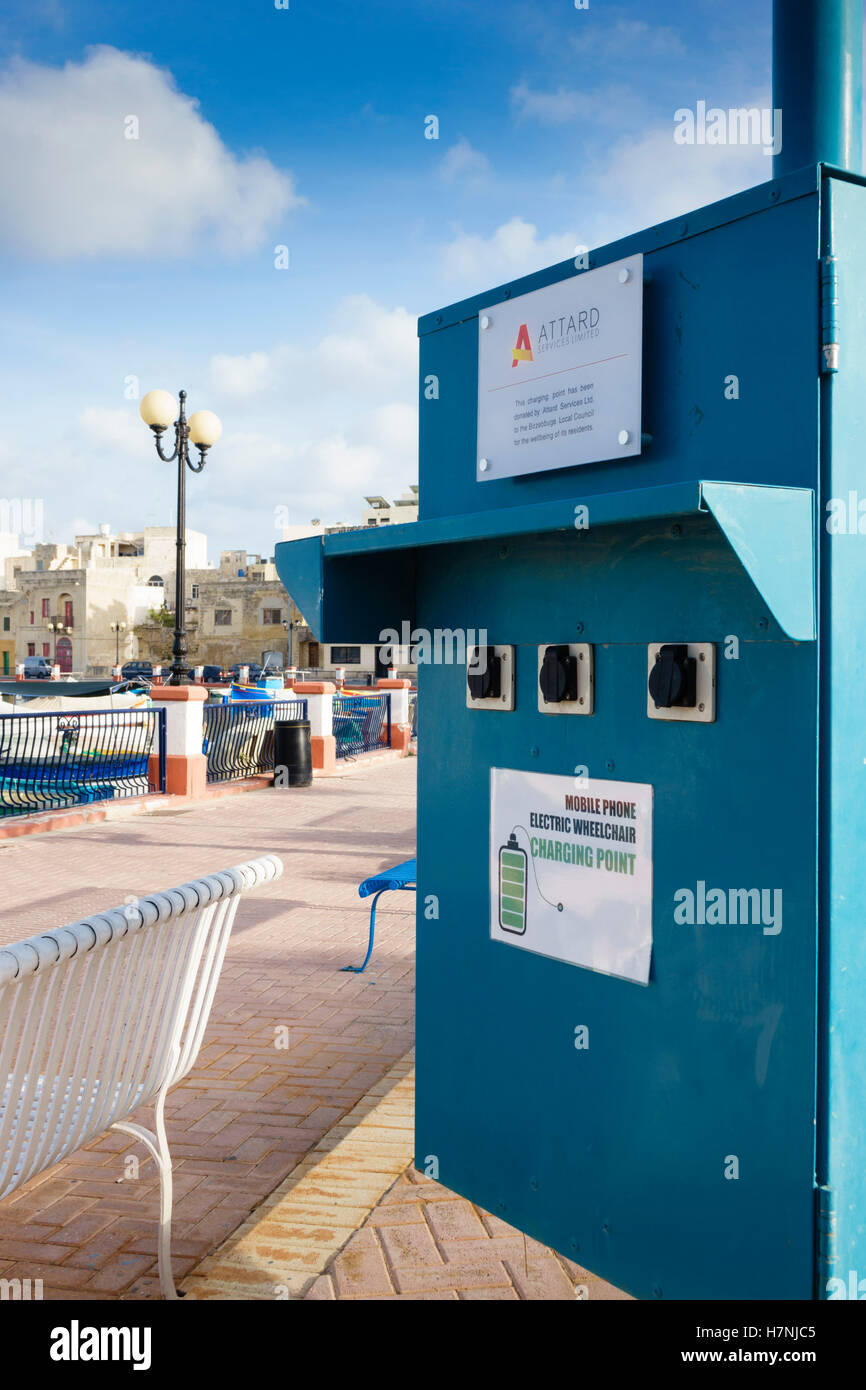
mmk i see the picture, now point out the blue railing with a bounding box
[333,693,391,759]
[202,699,308,783]
[0,707,166,818]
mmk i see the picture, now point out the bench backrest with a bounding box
[0,854,282,1198]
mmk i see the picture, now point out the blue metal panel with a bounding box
[700,483,816,640]
[818,174,866,1295]
[418,183,820,522]
[414,518,818,1300]
[276,482,816,644]
[273,167,866,1299]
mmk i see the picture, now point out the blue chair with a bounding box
[343,857,417,973]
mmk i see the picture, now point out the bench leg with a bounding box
[113,1088,177,1300]
[342,889,385,973]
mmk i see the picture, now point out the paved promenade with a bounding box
[0,758,626,1300]
[0,761,416,1298]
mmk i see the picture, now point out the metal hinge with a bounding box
[820,256,839,373]
[815,1184,836,1296]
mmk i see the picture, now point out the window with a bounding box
[148,575,163,587]
[29,611,34,625]
[41,598,50,618]
[42,643,50,658]
[64,600,73,627]
[329,646,361,664]
[262,608,282,625]
[214,609,232,627]
[27,643,35,656]
[191,583,199,599]
[2,616,9,632]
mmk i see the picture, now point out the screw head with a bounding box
[480,314,492,330]
[618,429,631,446]
[478,458,490,472]
[618,267,632,284]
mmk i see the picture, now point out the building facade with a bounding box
[5,525,207,674]
[135,552,306,672]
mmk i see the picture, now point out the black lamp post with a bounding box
[46,619,67,664]
[110,620,127,666]
[139,389,221,685]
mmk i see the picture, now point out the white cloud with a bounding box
[192,295,419,539]
[585,119,767,245]
[208,295,417,403]
[208,351,274,400]
[438,138,491,185]
[571,18,687,60]
[511,79,598,126]
[440,217,579,288]
[0,46,300,259]
[510,78,650,129]
[76,406,151,456]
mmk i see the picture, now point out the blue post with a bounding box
[157,707,167,793]
[773,0,863,177]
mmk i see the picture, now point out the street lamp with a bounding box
[110,620,127,666]
[139,389,221,685]
[46,619,67,667]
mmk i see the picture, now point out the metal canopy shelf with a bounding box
[275,481,816,644]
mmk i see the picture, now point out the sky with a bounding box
[0,0,781,563]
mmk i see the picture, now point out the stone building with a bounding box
[5,525,207,674]
[0,590,23,677]
[135,551,307,671]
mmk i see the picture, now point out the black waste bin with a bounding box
[274,719,313,787]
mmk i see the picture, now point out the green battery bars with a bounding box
[499,832,527,934]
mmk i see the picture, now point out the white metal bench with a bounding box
[0,853,283,1299]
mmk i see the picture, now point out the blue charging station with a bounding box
[276,1,866,1300]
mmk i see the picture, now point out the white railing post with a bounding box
[292,681,335,772]
[376,677,412,754]
[147,686,208,796]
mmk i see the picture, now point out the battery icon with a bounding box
[499,832,527,934]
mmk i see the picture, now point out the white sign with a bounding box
[477,254,643,481]
[490,767,653,985]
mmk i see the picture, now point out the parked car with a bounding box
[202,664,224,683]
[230,661,263,682]
[120,660,154,681]
[22,655,53,678]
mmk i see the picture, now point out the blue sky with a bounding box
[0,0,778,560]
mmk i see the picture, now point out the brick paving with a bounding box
[0,757,628,1300]
[0,760,416,1299]
[307,1165,630,1301]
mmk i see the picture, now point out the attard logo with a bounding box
[512,323,533,368]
